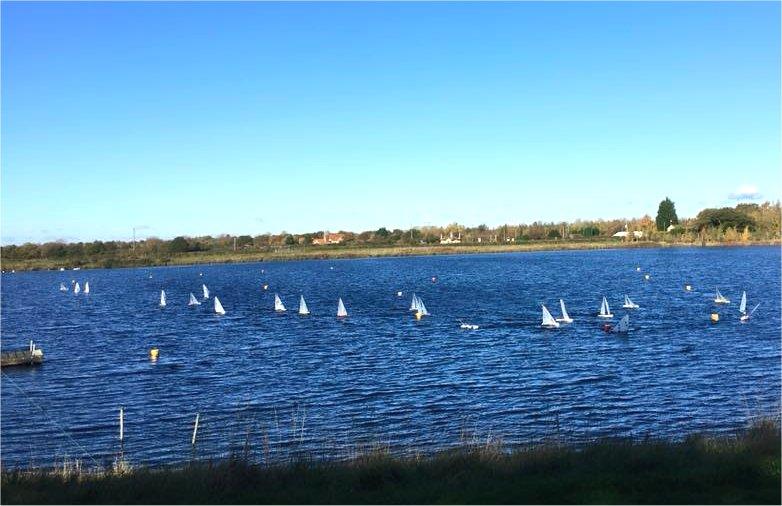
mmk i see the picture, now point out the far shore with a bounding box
[2,239,779,272]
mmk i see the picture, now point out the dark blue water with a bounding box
[1,247,780,469]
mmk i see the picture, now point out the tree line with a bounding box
[2,200,779,268]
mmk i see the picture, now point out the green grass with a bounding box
[3,420,779,504]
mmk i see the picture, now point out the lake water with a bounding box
[1,246,780,469]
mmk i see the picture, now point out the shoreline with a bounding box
[2,419,779,504]
[2,240,779,273]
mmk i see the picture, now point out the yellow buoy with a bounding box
[149,348,159,360]
[710,313,719,323]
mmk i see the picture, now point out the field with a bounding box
[3,239,779,272]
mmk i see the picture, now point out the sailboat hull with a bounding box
[555,317,573,323]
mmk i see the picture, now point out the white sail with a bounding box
[214,296,225,315]
[298,295,310,315]
[410,293,420,311]
[739,291,747,314]
[160,290,166,307]
[59,282,67,292]
[274,293,286,312]
[598,296,613,318]
[202,284,210,299]
[74,282,81,294]
[556,299,573,323]
[188,293,201,306]
[622,295,638,309]
[417,297,429,316]
[714,288,730,304]
[616,314,629,333]
[541,304,560,328]
[337,298,347,317]
[84,282,90,294]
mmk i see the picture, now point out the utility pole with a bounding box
[132,227,136,251]
[233,237,237,251]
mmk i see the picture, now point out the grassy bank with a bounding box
[2,239,779,272]
[3,420,779,504]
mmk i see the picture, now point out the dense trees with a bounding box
[2,200,779,268]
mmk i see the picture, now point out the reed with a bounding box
[3,419,779,504]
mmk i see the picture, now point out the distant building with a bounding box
[612,231,644,239]
[312,231,344,245]
[440,232,461,244]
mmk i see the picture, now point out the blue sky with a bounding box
[2,1,779,244]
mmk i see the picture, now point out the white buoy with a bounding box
[397,291,403,297]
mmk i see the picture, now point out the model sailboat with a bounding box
[298,296,310,315]
[274,293,286,312]
[615,314,630,333]
[598,296,613,318]
[188,293,201,306]
[159,290,166,307]
[556,299,573,323]
[202,284,210,299]
[214,296,226,315]
[622,295,638,309]
[59,282,68,292]
[541,304,560,328]
[337,298,348,317]
[84,282,90,294]
[714,288,730,304]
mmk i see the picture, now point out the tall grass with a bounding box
[3,419,779,504]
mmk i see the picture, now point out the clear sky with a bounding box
[2,1,779,244]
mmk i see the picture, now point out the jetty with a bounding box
[1,341,44,367]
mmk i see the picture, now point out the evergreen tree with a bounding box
[656,197,679,231]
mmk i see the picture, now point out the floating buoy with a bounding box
[710,313,719,323]
[397,291,403,297]
[330,266,334,270]
[685,284,692,291]
[261,269,265,274]
[263,284,268,290]
[199,273,203,277]
[415,311,423,320]
[431,277,437,283]
[149,348,159,360]
[636,267,641,272]
[644,274,650,280]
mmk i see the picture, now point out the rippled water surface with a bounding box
[2,247,780,468]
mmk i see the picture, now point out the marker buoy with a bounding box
[263,284,268,290]
[149,348,159,360]
[685,284,692,291]
[710,313,719,323]
[397,291,403,297]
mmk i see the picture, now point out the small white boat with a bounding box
[598,296,613,318]
[59,267,65,271]
[274,293,286,312]
[409,293,420,312]
[739,291,760,321]
[159,290,166,307]
[74,282,81,295]
[556,299,573,323]
[416,297,430,317]
[202,284,210,299]
[541,304,560,328]
[298,295,310,315]
[714,288,730,304]
[214,296,226,315]
[188,293,201,306]
[615,314,630,334]
[84,282,90,294]
[337,298,348,318]
[622,295,639,309]
[59,283,68,292]
[459,321,479,330]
